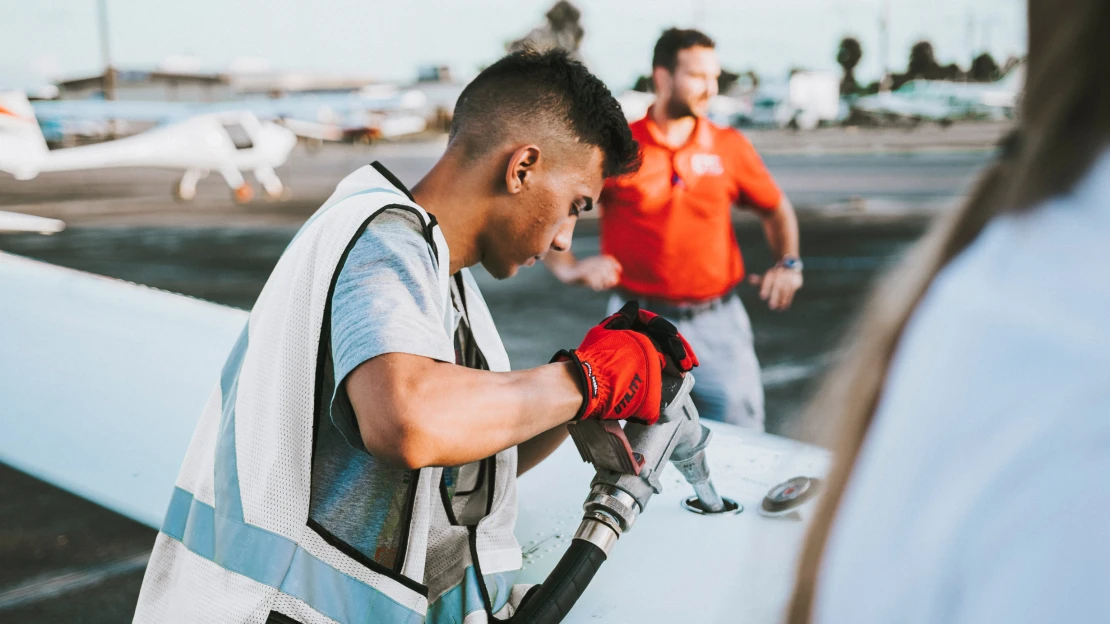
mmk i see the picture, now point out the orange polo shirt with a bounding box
[600,112,782,302]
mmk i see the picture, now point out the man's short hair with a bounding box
[450,49,640,178]
[652,28,716,72]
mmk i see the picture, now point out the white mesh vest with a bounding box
[135,164,531,624]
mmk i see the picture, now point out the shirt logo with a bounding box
[690,154,724,176]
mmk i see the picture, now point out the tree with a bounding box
[907,41,939,77]
[892,40,964,89]
[837,37,863,95]
[508,1,585,59]
[969,53,1000,82]
[717,69,741,94]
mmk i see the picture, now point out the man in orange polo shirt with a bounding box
[546,28,802,430]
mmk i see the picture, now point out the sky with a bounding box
[2,0,1026,92]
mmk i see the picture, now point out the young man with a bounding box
[134,50,691,623]
[547,28,803,430]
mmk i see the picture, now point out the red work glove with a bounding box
[600,302,699,374]
[553,326,664,425]
[553,303,699,425]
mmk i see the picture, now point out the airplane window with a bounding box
[222,123,254,150]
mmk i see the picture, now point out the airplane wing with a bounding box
[0,211,65,234]
[30,89,432,143]
[0,253,828,621]
[32,99,194,124]
[0,252,247,527]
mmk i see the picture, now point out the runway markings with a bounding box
[0,551,150,611]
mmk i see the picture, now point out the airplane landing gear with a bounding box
[255,166,288,201]
[173,168,208,202]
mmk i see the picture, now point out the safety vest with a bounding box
[135,163,531,624]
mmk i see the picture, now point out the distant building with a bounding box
[230,71,378,97]
[55,68,379,102]
[57,70,232,102]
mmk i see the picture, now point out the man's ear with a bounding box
[505,145,541,195]
[652,66,671,95]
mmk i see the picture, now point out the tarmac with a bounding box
[0,123,1001,622]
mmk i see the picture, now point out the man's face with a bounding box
[482,146,605,279]
[656,46,721,119]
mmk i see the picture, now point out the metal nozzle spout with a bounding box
[671,435,729,513]
[690,477,726,513]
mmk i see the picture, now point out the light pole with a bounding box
[98,0,116,101]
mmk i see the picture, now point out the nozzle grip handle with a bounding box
[567,420,644,475]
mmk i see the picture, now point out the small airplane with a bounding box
[0,90,297,203]
[29,85,430,149]
[851,64,1024,126]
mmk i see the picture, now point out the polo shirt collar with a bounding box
[643,105,714,150]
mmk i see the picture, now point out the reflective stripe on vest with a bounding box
[426,566,516,622]
[157,187,432,624]
[162,487,424,624]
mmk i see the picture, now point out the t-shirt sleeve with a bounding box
[727,130,782,211]
[951,438,1110,624]
[328,209,453,449]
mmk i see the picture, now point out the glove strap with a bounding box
[551,349,590,420]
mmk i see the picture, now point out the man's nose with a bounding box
[551,219,576,252]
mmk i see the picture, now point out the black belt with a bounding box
[620,292,735,321]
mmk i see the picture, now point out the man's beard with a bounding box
[664,96,698,120]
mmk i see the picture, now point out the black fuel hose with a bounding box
[509,538,608,623]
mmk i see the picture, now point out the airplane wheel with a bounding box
[233,184,255,204]
[173,176,197,202]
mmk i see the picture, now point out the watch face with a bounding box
[781,257,802,271]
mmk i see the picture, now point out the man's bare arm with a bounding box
[346,354,581,469]
[517,424,571,476]
[545,249,623,291]
[750,196,803,310]
[544,248,580,283]
[758,195,800,260]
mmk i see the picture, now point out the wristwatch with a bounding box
[778,255,803,272]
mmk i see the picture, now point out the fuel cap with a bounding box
[759,476,822,517]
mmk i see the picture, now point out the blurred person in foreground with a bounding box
[546,28,802,430]
[784,2,1110,622]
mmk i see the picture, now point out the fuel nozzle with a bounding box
[512,373,733,623]
[566,372,738,552]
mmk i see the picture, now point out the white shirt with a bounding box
[814,149,1110,624]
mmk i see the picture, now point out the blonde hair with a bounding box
[785,1,1110,621]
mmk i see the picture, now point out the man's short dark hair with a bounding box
[450,48,640,178]
[652,28,716,72]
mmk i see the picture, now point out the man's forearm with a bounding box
[347,355,581,469]
[760,196,800,260]
[517,424,570,476]
[544,248,579,282]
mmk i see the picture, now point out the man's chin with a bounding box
[481,259,517,281]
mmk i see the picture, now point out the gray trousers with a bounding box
[607,294,766,430]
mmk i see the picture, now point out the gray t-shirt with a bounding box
[308,208,455,570]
